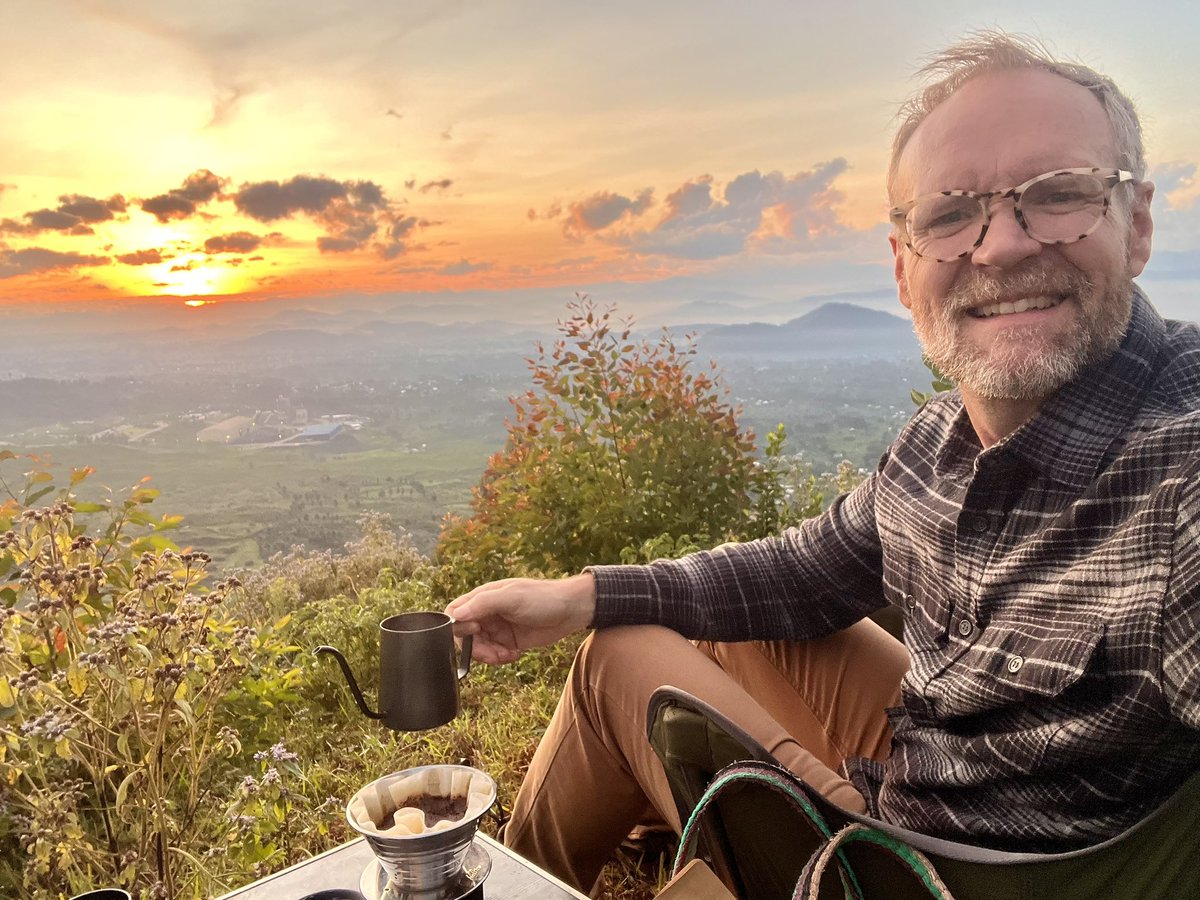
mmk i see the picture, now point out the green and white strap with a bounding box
[672,760,865,900]
[792,822,955,900]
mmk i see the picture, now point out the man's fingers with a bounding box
[445,587,480,620]
[446,590,487,627]
[469,634,520,665]
[450,615,481,637]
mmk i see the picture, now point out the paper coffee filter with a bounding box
[349,767,494,837]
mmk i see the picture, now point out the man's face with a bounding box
[890,69,1154,401]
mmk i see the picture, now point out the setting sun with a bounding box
[153,259,224,296]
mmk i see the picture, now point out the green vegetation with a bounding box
[0,455,581,899]
[16,434,491,569]
[0,301,889,900]
[437,299,801,592]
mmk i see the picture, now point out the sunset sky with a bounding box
[3,1,1199,320]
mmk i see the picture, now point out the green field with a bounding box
[19,431,494,570]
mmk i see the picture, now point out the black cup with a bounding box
[317,610,473,732]
[378,611,472,730]
[69,891,131,900]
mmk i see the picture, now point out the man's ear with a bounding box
[1126,180,1155,277]
[890,234,913,311]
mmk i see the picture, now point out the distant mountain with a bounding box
[697,302,919,360]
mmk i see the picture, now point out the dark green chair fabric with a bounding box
[646,685,1200,900]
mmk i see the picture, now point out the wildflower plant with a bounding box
[222,741,316,877]
[0,452,299,899]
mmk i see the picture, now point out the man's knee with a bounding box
[576,624,686,676]
[570,625,702,713]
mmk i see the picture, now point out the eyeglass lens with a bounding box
[906,172,1110,259]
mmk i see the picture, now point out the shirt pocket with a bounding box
[935,617,1103,719]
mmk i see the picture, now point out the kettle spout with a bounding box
[314,645,385,720]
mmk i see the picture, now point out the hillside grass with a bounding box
[230,538,666,899]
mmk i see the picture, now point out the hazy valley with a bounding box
[0,298,930,570]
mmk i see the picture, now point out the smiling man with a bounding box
[890,63,1154,446]
[448,32,1200,894]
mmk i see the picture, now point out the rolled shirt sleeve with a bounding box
[589,469,888,642]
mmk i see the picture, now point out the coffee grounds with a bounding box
[409,792,469,827]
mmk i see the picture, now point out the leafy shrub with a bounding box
[437,297,774,591]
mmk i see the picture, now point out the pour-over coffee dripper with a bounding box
[347,764,497,896]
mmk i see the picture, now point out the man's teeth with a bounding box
[972,295,1062,318]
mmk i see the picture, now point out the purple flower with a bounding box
[254,740,297,762]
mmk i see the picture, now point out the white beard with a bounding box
[913,265,1133,401]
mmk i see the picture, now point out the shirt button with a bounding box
[957,618,974,637]
[969,514,990,533]
[1007,655,1024,673]
[906,595,917,611]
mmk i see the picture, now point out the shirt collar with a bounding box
[991,287,1165,491]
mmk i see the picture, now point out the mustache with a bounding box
[944,265,1093,311]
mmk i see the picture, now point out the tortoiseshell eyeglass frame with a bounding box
[889,167,1135,262]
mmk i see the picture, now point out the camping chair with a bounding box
[646,685,1200,900]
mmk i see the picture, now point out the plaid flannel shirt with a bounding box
[590,289,1200,851]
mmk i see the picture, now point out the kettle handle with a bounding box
[314,646,385,720]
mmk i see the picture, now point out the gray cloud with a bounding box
[59,194,128,222]
[316,236,362,253]
[438,258,492,276]
[593,161,852,260]
[235,175,350,221]
[233,174,420,256]
[0,247,109,279]
[141,169,227,222]
[2,163,437,275]
[353,181,386,208]
[204,231,262,254]
[665,177,715,218]
[177,169,225,203]
[27,209,83,231]
[370,213,432,258]
[116,248,166,265]
[527,201,563,221]
[563,188,654,237]
[141,194,196,222]
[0,193,126,235]
[390,215,422,240]
[419,178,453,194]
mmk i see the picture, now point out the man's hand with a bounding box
[446,573,597,665]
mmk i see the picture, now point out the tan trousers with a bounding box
[503,621,909,893]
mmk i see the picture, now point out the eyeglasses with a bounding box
[890,167,1135,262]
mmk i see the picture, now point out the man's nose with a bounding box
[969,199,1043,269]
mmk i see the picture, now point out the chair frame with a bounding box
[647,685,1200,900]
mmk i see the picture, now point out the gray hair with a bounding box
[888,31,1146,204]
